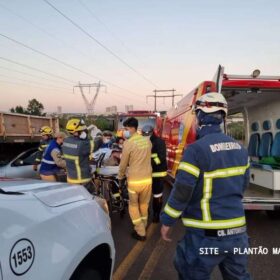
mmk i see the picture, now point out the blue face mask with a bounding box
[123,130,131,139]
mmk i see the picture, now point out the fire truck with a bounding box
[162,65,280,213]
[116,111,163,136]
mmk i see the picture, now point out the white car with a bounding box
[0,148,39,179]
[0,179,115,280]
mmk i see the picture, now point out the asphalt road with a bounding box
[111,185,280,280]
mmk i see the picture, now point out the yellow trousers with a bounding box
[128,184,152,237]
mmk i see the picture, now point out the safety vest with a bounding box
[62,136,94,184]
[34,138,52,164]
[162,125,249,230]
[39,139,62,175]
[150,134,167,178]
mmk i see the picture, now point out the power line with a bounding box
[0,65,73,86]
[146,89,182,111]
[0,33,103,80]
[0,3,150,99]
[0,2,98,63]
[43,0,159,88]
[0,33,143,97]
[0,79,73,94]
[0,56,75,83]
[77,0,144,64]
[0,74,72,92]
[0,56,144,103]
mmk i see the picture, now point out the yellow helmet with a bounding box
[66,119,87,134]
[39,126,53,136]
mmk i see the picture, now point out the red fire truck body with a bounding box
[161,66,280,212]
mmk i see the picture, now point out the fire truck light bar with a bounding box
[224,74,280,81]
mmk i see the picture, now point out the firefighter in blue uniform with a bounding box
[39,132,66,181]
[160,92,251,280]
[33,126,53,171]
[62,119,94,192]
[142,125,167,223]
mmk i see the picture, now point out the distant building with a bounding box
[125,105,133,113]
[105,106,117,114]
[57,106,62,115]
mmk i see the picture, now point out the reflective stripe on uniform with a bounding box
[42,159,56,165]
[67,177,91,184]
[204,164,250,179]
[89,140,94,160]
[151,153,161,165]
[141,216,148,220]
[128,178,152,187]
[164,203,182,218]
[64,154,81,180]
[90,140,94,154]
[38,144,47,152]
[132,217,142,225]
[201,178,213,221]
[182,216,246,229]
[178,162,200,177]
[153,193,163,198]
[128,188,136,194]
[201,164,250,222]
[153,157,161,165]
[152,171,167,178]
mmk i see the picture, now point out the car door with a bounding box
[5,149,40,179]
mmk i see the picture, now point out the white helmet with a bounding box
[194,92,228,115]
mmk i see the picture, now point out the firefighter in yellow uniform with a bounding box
[118,117,152,241]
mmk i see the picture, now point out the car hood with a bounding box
[0,178,93,207]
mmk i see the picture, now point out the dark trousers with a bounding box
[174,231,251,280]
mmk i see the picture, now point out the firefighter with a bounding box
[39,131,66,182]
[118,117,152,241]
[142,125,167,223]
[62,119,94,192]
[160,92,251,280]
[33,126,53,171]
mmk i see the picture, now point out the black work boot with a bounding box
[152,196,163,223]
[131,230,146,241]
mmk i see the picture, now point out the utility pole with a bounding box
[146,89,182,111]
[73,82,106,115]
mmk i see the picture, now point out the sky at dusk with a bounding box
[0,0,280,114]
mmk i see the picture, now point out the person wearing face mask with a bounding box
[160,93,251,280]
[39,131,67,182]
[62,119,94,192]
[118,117,152,241]
[101,130,114,148]
[142,125,167,223]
